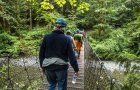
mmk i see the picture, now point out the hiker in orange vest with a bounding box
[66,30,79,58]
[74,29,83,58]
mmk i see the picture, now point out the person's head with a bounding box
[66,30,71,35]
[75,29,80,34]
[55,18,67,31]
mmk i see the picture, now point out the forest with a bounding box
[0,0,140,90]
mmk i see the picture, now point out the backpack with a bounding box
[74,34,83,43]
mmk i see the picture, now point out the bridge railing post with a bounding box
[7,55,14,90]
[110,78,115,90]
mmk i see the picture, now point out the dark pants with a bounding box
[45,69,68,90]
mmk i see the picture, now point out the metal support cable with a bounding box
[0,48,44,89]
[35,47,44,82]
[84,38,122,90]
[22,56,33,90]
[7,55,14,90]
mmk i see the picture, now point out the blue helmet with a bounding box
[76,29,80,33]
[55,18,67,27]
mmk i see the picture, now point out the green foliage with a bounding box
[93,23,110,30]
[87,0,140,62]
[54,0,66,7]
[67,18,77,30]
[19,27,49,56]
[69,0,77,7]
[122,73,140,90]
[0,27,50,57]
[77,2,90,13]
[27,79,42,90]
[41,0,54,10]
[90,26,139,61]
[89,29,131,60]
[40,11,63,24]
[26,0,37,5]
[0,65,43,89]
[119,51,138,61]
[0,33,20,56]
[87,1,140,88]
[0,0,18,32]
[0,64,7,88]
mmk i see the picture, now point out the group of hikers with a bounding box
[66,29,85,59]
[39,18,86,90]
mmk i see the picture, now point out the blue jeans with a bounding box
[45,69,68,90]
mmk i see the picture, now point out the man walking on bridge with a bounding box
[39,18,79,90]
[74,29,83,58]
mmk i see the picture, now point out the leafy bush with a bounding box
[0,33,20,56]
[122,73,140,90]
[0,27,50,57]
[118,51,138,62]
[19,27,49,56]
[24,27,49,40]
[88,23,140,61]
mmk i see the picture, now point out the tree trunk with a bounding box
[16,0,20,20]
[29,3,32,30]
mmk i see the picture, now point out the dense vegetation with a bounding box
[0,0,140,90]
[87,0,140,62]
[0,0,88,57]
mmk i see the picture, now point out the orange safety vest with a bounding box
[74,40,82,51]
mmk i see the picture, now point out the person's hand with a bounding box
[74,72,79,77]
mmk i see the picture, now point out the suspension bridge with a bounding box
[0,39,121,90]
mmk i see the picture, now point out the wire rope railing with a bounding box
[0,48,44,90]
[84,38,121,90]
